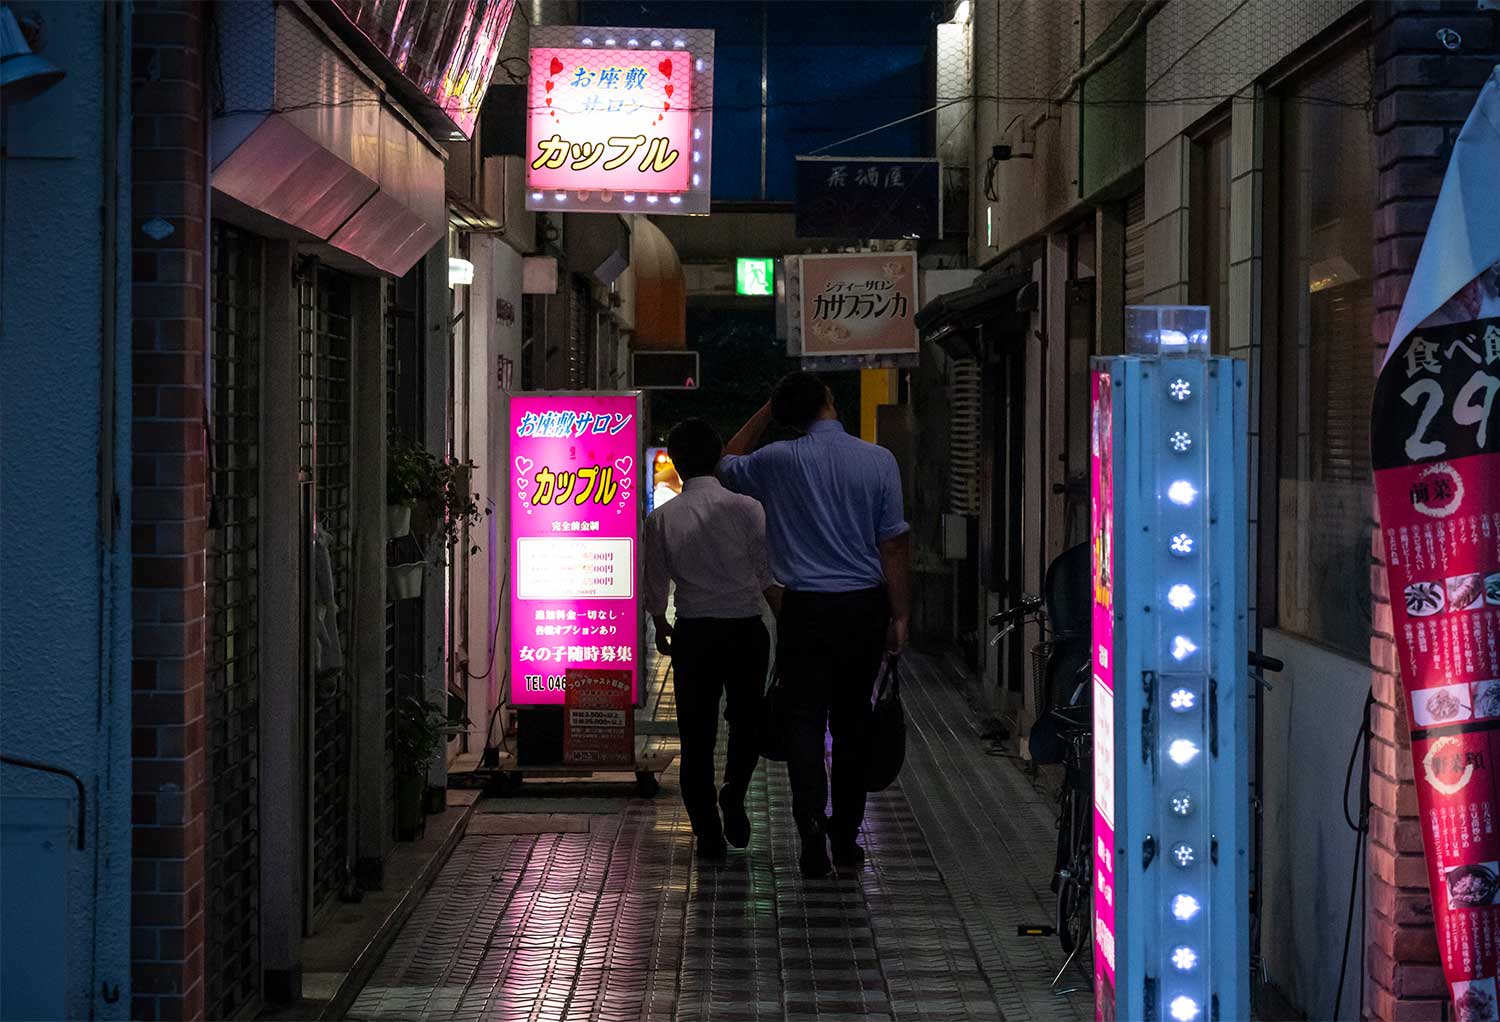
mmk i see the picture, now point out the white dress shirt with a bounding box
[642,475,774,620]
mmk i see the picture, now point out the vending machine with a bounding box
[1091,307,1250,1022]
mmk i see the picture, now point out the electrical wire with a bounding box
[1333,688,1375,1021]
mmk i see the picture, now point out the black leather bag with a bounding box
[760,665,791,762]
[865,655,907,792]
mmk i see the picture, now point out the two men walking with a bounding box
[642,371,910,877]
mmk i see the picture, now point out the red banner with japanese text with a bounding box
[1374,276,1500,1020]
[563,669,634,768]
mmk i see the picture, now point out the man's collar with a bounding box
[807,419,845,435]
[682,475,722,492]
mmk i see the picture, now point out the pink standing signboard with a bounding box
[1091,370,1118,1018]
[509,394,641,706]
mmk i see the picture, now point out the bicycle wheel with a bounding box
[1056,785,1093,956]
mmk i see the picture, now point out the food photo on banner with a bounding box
[1372,68,1500,1021]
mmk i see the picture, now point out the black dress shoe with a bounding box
[831,841,865,869]
[720,793,751,849]
[697,835,729,861]
[801,838,832,878]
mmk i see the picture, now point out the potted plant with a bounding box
[387,438,439,540]
[394,693,447,840]
[429,456,489,558]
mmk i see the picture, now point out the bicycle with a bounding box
[991,543,1093,959]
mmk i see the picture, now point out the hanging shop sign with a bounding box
[798,251,919,357]
[1372,75,1500,1018]
[563,668,635,767]
[326,0,517,139]
[525,26,715,216]
[509,393,643,707]
[794,157,942,240]
[1092,307,1250,1022]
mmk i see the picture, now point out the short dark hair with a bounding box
[770,371,829,430]
[666,418,722,479]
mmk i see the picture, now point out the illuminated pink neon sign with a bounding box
[509,394,641,706]
[527,45,693,194]
[525,27,715,215]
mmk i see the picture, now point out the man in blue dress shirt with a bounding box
[719,372,910,878]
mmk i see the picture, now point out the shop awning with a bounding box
[628,217,686,351]
[915,268,1031,359]
[209,3,446,277]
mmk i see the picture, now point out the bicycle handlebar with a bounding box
[989,594,1043,627]
[1248,651,1284,673]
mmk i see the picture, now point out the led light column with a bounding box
[1093,307,1249,1022]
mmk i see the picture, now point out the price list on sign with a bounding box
[510,394,641,705]
[1374,310,1500,1017]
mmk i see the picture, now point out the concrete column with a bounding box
[258,239,305,1001]
[422,242,451,799]
[352,277,390,885]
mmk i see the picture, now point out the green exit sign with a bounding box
[735,258,774,296]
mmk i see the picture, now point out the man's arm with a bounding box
[744,497,782,618]
[875,450,911,654]
[641,517,674,656]
[880,532,911,654]
[723,401,772,457]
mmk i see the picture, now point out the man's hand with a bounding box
[886,616,909,656]
[653,616,674,657]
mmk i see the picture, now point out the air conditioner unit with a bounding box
[631,351,700,390]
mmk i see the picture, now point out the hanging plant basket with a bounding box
[387,503,412,539]
[388,562,425,600]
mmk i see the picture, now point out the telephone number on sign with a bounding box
[524,674,569,692]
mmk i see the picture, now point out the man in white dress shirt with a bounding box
[643,419,777,859]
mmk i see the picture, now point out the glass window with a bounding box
[1272,44,1376,660]
[1191,121,1231,355]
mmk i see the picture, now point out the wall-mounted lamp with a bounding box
[0,6,65,105]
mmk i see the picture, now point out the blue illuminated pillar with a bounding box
[1094,307,1249,1022]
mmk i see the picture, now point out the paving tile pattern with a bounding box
[349,651,1091,1022]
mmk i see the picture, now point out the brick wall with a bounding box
[131,3,209,1019]
[1367,4,1498,1019]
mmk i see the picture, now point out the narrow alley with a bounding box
[347,652,1091,1022]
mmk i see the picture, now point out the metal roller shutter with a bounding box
[1124,190,1146,305]
[206,221,263,1019]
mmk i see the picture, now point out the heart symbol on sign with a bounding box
[615,456,633,474]
[545,97,552,106]
[545,80,554,93]
[658,59,672,78]
[664,83,673,97]
[619,475,632,490]
[515,456,533,475]
[516,477,530,491]
[663,102,671,112]
[550,57,564,76]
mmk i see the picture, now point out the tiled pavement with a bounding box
[348,650,1091,1022]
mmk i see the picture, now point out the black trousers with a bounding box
[778,588,890,844]
[670,616,771,840]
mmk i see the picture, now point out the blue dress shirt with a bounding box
[719,420,909,593]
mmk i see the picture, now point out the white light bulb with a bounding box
[669,196,683,205]
[1170,790,1194,817]
[693,151,702,163]
[1172,842,1195,867]
[1172,893,1201,921]
[694,127,702,140]
[674,38,686,48]
[553,192,567,202]
[646,194,659,204]
[530,191,544,202]
[1170,995,1201,1021]
[1168,739,1200,765]
[1172,945,1199,971]
[1171,635,1197,661]
[1170,533,1194,556]
[581,37,594,45]
[1159,328,1188,349]
[1170,688,1196,711]
[1168,584,1197,610]
[1169,378,1192,402]
[623,194,637,203]
[1168,480,1198,506]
